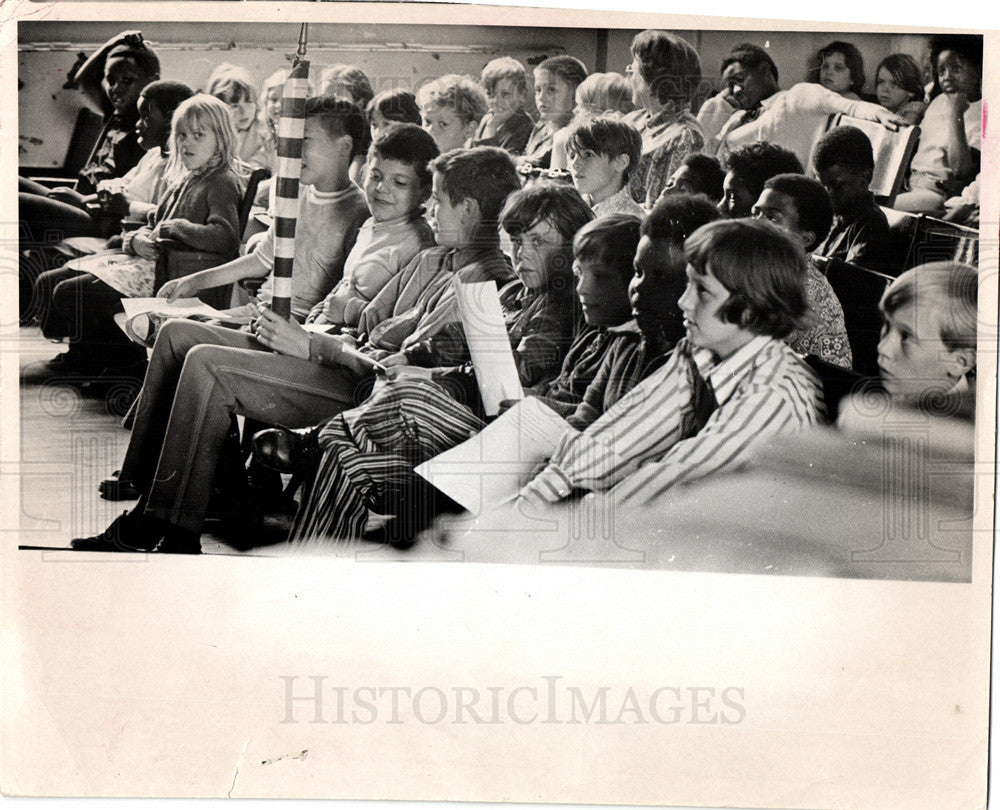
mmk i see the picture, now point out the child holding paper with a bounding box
[270,183,595,544]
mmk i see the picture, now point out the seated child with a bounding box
[47,93,244,375]
[874,54,927,126]
[304,124,439,330]
[812,126,893,274]
[568,194,721,429]
[206,63,273,172]
[33,79,193,350]
[549,71,635,169]
[319,64,376,184]
[525,213,643,416]
[472,57,535,155]
[807,41,867,101]
[752,173,852,369]
[70,147,522,553]
[521,55,589,169]
[281,183,595,543]
[565,116,644,217]
[658,153,725,205]
[417,75,489,154]
[718,141,803,218]
[518,218,824,507]
[159,97,371,323]
[895,35,982,213]
[19,31,160,241]
[367,89,422,142]
[874,262,977,403]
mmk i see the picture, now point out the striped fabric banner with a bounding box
[270,40,310,320]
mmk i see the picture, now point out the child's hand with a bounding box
[251,307,311,359]
[873,107,907,131]
[157,276,199,301]
[156,219,183,240]
[380,352,410,368]
[47,187,85,206]
[947,91,971,118]
[130,232,159,260]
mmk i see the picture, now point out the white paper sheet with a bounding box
[454,280,523,416]
[414,397,570,513]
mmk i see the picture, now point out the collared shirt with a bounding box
[590,185,646,218]
[717,82,894,168]
[625,106,704,208]
[786,260,852,369]
[520,335,824,505]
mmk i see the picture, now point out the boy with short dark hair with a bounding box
[812,125,893,274]
[473,57,535,155]
[520,218,824,506]
[660,153,726,204]
[718,141,803,218]
[160,97,371,322]
[753,173,852,369]
[565,116,644,217]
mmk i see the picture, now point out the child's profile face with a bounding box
[678,262,747,359]
[364,155,427,223]
[877,302,969,401]
[819,52,853,95]
[370,109,389,142]
[664,164,698,196]
[875,67,913,112]
[508,217,569,292]
[135,93,171,151]
[265,86,283,125]
[630,234,687,336]
[568,144,626,203]
[300,117,350,191]
[218,91,257,132]
[175,117,219,173]
[533,69,575,123]
[574,255,632,328]
[422,104,474,153]
[428,171,466,247]
[103,56,148,115]
[718,171,756,218]
[751,189,809,247]
[488,78,526,116]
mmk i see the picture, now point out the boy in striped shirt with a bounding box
[520,217,825,507]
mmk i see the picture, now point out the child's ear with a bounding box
[795,229,815,250]
[611,153,631,176]
[460,196,481,226]
[946,346,977,381]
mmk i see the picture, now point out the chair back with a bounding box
[818,256,894,377]
[824,114,920,207]
[912,215,979,267]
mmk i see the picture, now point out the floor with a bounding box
[15,324,293,556]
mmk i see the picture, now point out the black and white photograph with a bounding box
[3,0,997,806]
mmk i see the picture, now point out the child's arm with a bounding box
[158,253,270,301]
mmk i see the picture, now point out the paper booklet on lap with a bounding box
[453,280,523,416]
[414,397,569,514]
[117,298,246,347]
[64,249,157,298]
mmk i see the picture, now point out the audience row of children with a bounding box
[18,26,982,259]
[41,90,975,553]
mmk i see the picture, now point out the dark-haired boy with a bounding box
[718,141,803,218]
[660,153,726,205]
[566,117,645,217]
[812,126,893,274]
[520,218,824,506]
[753,173,852,369]
[161,97,371,321]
